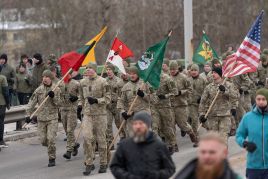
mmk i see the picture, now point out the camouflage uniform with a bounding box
[170,72,194,133]
[117,78,150,136]
[59,79,80,153]
[106,75,123,146]
[26,73,61,160]
[256,55,268,89]
[151,73,178,150]
[188,65,207,135]
[199,80,237,143]
[79,70,111,167]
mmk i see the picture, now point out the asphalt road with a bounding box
[0,125,246,179]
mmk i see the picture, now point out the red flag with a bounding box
[106,37,133,74]
[58,41,95,82]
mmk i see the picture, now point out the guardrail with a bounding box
[4,105,27,130]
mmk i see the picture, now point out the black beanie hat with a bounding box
[132,111,152,128]
[212,67,222,77]
[33,53,43,65]
[0,53,8,62]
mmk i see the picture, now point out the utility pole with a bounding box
[184,0,193,68]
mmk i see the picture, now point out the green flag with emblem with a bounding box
[193,32,219,65]
[136,35,170,89]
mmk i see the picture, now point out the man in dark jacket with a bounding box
[32,53,47,91]
[175,132,241,179]
[110,111,175,179]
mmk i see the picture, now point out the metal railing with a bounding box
[4,105,27,130]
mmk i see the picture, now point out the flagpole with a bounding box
[197,59,237,132]
[100,29,121,77]
[23,68,73,129]
[107,82,146,161]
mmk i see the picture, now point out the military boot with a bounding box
[83,165,95,176]
[63,151,72,159]
[48,159,56,167]
[168,146,174,155]
[98,165,107,173]
[174,144,179,152]
[72,143,80,156]
[188,131,198,143]
[181,130,187,137]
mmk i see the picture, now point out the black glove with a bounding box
[199,115,207,123]
[219,85,225,92]
[243,141,257,153]
[197,97,201,104]
[137,89,145,98]
[244,90,249,95]
[69,95,78,102]
[239,89,243,94]
[158,94,166,100]
[25,116,32,124]
[176,90,182,96]
[230,109,236,117]
[47,91,55,98]
[77,105,82,120]
[87,97,98,105]
[121,111,132,120]
[257,81,265,86]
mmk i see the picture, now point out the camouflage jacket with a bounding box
[170,72,193,107]
[26,83,61,121]
[257,64,268,86]
[117,79,150,114]
[59,79,80,109]
[233,74,251,92]
[199,80,237,117]
[79,75,111,116]
[152,73,177,108]
[106,76,122,109]
[188,75,207,106]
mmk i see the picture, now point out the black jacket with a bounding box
[175,158,240,179]
[110,131,175,179]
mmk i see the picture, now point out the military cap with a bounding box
[42,70,54,79]
[86,62,97,71]
[169,61,179,70]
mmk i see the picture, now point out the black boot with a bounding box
[63,151,72,159]
[98,165,107,173]
[72,143,80,156]
[168,146,174,155]
[48,159,56,167]
[174,144,179,152]
[83,165,95,176]
[181,130,187,137]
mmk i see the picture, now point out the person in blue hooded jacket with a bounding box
[236,88,268,179]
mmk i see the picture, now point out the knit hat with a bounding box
[212,67,222,77]
[261,54,268,62]
[33,53,43,65]
[0,54,8,62]
[106,63,115,72]
[127,66,138,74]
[86,62,97,72]
[169,61,179,70]
[48,54,57,62]
[42,70,54,79]
[256,88,268,101]
[163,58,170,66]
[132,111,152,128]
[190,64,199,71]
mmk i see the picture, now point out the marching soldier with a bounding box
[162,58,170,75]
[169,61,198,146]
[151,73,178,153]
[59,72,80,160]
[105,64,123,149]
[188,64,207,137]
[25,70,61,167]
[117,66,150,136]
[199,67,237,143]
[255,54,268,88]
[79,63,111,175]
[200,61,212,81]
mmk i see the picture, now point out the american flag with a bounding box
[223,10,264,78]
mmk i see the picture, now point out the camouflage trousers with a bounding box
[38,119,58,159]
[107,106,125,146]
[207,116,231,144]
[82,114,107,166]
[173,106,193,133]
[61,108,77,152]
[188,104,199,135]
[151,107,177,147]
